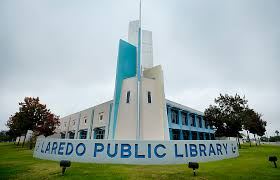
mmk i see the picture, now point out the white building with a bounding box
[56,20,214,141]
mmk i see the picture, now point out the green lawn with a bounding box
[0,143,279,179]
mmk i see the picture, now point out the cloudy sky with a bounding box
[1,0,279,136]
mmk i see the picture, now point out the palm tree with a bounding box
[275,130,279,136]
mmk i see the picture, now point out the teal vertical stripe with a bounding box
[112,40,137,139]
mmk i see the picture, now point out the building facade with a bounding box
[56,20,214,141]
[57,99,214,141]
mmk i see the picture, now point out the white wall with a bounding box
[115,77,138,140]
[128,20,153,69]
[142,65,169,140]
[69,112,80,131]
[114,66,168,140]
[57,101,113,139]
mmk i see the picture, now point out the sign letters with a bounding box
[34,138,239,164]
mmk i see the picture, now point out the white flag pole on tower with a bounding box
[136,0,142,140]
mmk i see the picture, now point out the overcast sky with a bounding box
[1,0,279,136]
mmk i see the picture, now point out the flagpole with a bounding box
[136,0,142,140]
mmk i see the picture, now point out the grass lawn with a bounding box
[0,143,279,179]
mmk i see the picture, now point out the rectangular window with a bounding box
[199,132,204,140]
[171,110,179,124]
[190,114,196,127]
[172,129,180,140]
[99,112,104,121]
[95,128,105,139]
[183,130,189,140]
[80,131,87,139]
[205,120,209,129]
[84,119,87,124]
[192,131,197,140]
[126,91,130,103]
[148,91,152,103]
[61,133,65,139]
[199,117,202,128]
[182,113,187,125]
[69,132,75,139]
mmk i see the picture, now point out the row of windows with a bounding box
[169,108,210,128]
[61,129,105,140]
[126,91,152,104]
[62,114,104,128]
[170,129,215,140]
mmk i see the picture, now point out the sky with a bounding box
[0,0,279,136]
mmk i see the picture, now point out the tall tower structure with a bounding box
[108,2,169,140]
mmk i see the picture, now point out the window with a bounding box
[84,119,87,124]
[95,128,105,139]
[80,130,87,139]
[199,132,204,140]
[206,133,210,140]
[205,120,209,129]
[148,91,152,103]
[182,113,187,125]
[171,110,179,124]
[99,112,104,121]
[192,131,197,140]
[210,133,215,140]
[189,115,193,126]
[172,129,180,140]
[61,133,65,139]
[126,91,130,103]
[190,114,195,126]
[69,132,75,139]
[183,130,189,140]
[198,116,202,128]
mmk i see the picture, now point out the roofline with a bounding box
[166,99,204,116]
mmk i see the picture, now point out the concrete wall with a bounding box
[114,66,168,140]
[114,77,137,140]
[128,20,153,69]
[57,101,112,139]
[142,65,169,140]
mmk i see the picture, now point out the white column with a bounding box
[74,113,81,139]
[87,109,94,139]
[65,117,71,139]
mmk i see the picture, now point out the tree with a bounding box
[7,112,25,145]
[242,108,256,147]
[204,94,247,148]
[6,97,60,147]
[275,130,279,137]
[0,131,13,142]
[256,118,266,145]
[204,93,266,148]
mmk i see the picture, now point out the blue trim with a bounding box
[203,132,206,140]
[189,131,192,140]
[169,128,173,140]
[112,40,137,139]
[194,114,197,127]
[167,107,172,129]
